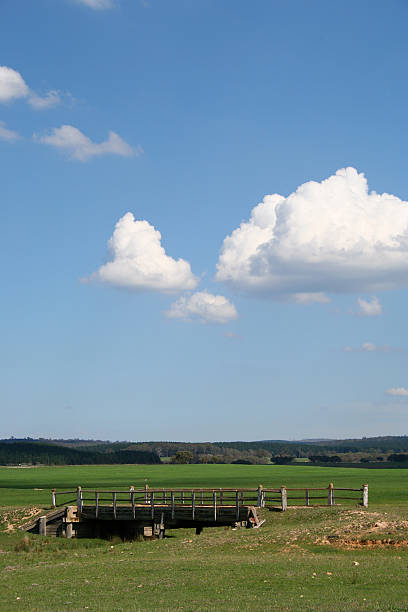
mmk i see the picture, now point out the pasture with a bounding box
[0,463,406,506]
[1,464,408,611]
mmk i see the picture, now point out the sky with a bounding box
[2,0,408,442]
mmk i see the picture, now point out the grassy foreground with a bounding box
[1,465,408,611]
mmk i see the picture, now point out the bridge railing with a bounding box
[51,486,264,522]
[262,483,368,510]
[50,483,368,512]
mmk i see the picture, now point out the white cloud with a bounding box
[386,387,408,397]
[357,296,382,317]
[75,0,115,8]
[28,90,61,110]
[36,125,136,161]
[166,291,238,324]
[216,168,408,299]
[344,342,399,353]
[88,212,198,292]
[0,65,61,110]
[0,66,29,102]
[0,121,20,142]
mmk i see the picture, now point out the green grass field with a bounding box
[0,463,406,506]
[1,464,408,611]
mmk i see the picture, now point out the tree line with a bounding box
[0,442,160,466]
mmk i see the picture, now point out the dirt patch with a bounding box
[0,506,43,532]
[323,536,408,548]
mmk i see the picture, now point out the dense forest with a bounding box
[1,436,408,466]
[0,441,160,466]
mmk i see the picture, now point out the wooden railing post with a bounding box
[77,486,83,512]
[39,515,47,536]
[95,491,99,519]
[144,483,149,504]
[257,484,264,508]
[151,491,155,520]
[235,490,239,521]
[113,492,117,519]
[280,486,287,511]
[130,486,135,518]
[213,491,217,521]
[192,491,196,520]
[171,491,175,519]
[362,484,368,507]
[305,489,309,506]
[328,483,334,506]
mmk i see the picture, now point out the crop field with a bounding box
[1,464,408,611]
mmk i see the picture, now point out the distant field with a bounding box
[0,463,407,507]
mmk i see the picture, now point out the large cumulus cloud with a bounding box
[216,168,408,299]
[88,212,198,293]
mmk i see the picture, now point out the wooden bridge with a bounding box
[24,483,368,540]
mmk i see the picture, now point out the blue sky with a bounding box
[2,0,408,441]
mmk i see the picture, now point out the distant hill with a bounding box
[1,435,408,466]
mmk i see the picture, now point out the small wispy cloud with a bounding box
[36,125,138,161]
[224,331,240,340]
[357,296,382,317]
[386,387,408,397]
[166,291,238,324]
[344,342,400,353]
[28,90,61,110]
[0,65,62,110]
[74,0,115,9]
[0,121,20,142]
[291,292,330,304]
